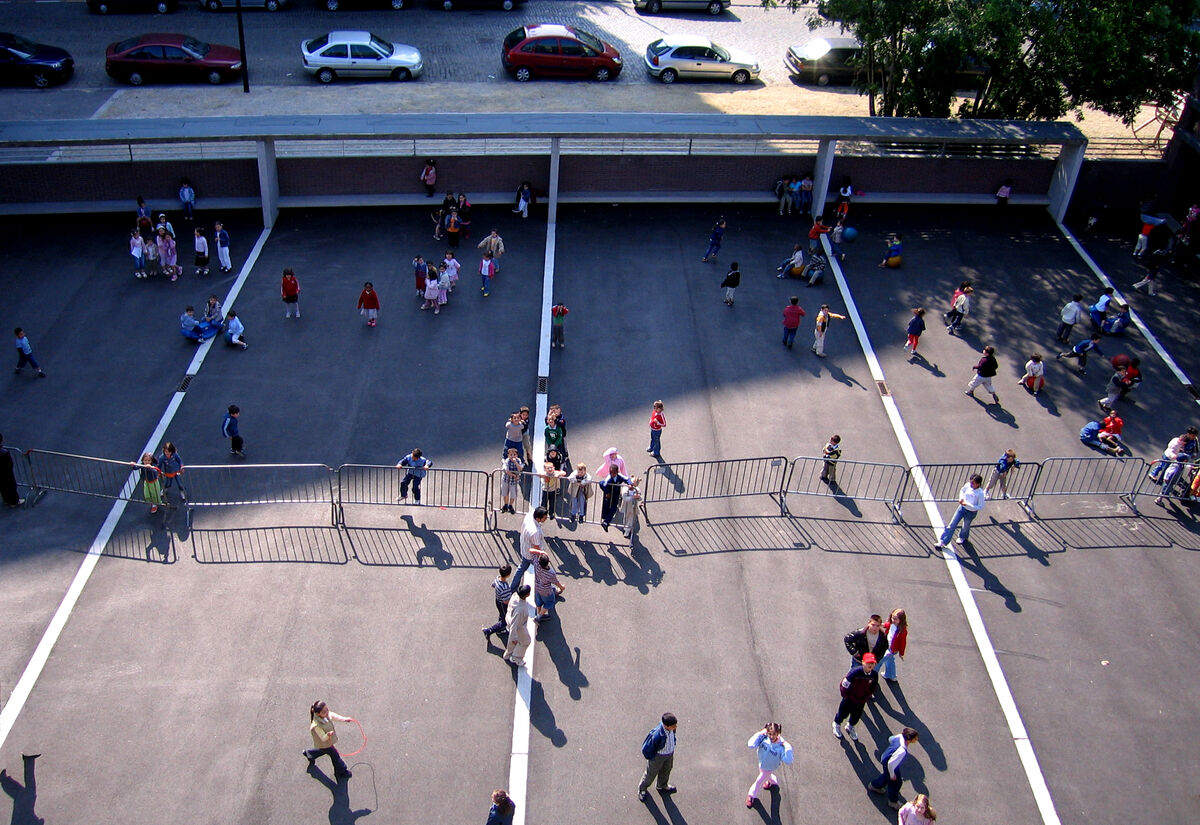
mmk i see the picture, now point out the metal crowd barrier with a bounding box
[784,456,907,522]
[640,456,789,519]
[25,449,144,507]
[183,463,337,527]
[1131,459,1200,508]
[338,465,493,531]
[1024,456,1148,515]
[491,469,633,530]
[2,445,38,506]
[900,461,1042,517]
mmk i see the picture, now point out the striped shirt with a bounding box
[491,576,513,604]
[533,562,560,596]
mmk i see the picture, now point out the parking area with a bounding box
[1,201,1199,825]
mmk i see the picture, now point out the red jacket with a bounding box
[782,304,806,329]
[883,621,907,656]
[281,275,300,299]
[357,289,380,310]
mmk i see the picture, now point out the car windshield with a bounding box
[369,35,393,56]
[804,38,833,60]
[306,34,330,52]
[574,30,606,54]
[647,39,671,56]
[4,34,37,58]
[502,28,526,52]
[114,37,141,53]
[181,37,211,59]
[711,43,730,61]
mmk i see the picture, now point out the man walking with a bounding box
[964,345,1001,405]
[396,448,432,504]
[868,727,920,809]
[812,305,845,358]
[934,474,985,547]
[638,712,679,802]
[515,506,549,584]
[477,228,506,270]
[782,297,805,349]
[833,652,879,741]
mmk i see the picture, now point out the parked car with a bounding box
[87,0,175,13]
[634,0,728,14]
[0,33,74,88]
[204,0,286,11]
[644,34,759,84]
[105,33,243,85]
[429,0,524,9]
[785,37,862,86]
[302,31,422,83]
[501,24,622,82]
[322,0,404,10]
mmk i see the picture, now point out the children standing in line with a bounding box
[193,226,210,277]
[143,229,160,277]
[436,264,450,311]
[480,251,497,297]
[482,563,514,641]
[820,434,842,485]
[413,255,428,299]
[357,282,380,327]
[567,463,592,524]
[541,459,567,518]
[223,404,245,457]
[13,328,46,378]
[1019,353,1045,395]
[903,307,925,355]
[130,452,163,513]
[130,228,146,278]
[721,262,741,306]
[158,227,178,282]
[647,400,666,457]
[499,447,522,515]
[281,267,301,318]
[421,270,441,313]
[550,303,569,349]
[214,221,232,273]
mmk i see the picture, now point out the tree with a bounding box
[765,0,1200,123]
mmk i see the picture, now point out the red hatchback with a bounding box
[105,33,243,85]
[501,24,622,82]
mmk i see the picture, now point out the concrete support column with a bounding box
[1048,141,1086,224]
[256,137,279,229]
[812,138,837,217]
[547,136,561,225]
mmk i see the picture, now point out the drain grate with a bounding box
[876,380,891,397]
[178,374,195,392]
[537,376,549,394]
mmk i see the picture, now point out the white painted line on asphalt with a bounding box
[0,228,271,754]
[89,90,123,120]
[822,237,1063,825]
[1057,222,1199,407]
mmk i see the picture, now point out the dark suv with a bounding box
[785,37,862,86]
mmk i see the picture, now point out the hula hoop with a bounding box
[341,718,367,757]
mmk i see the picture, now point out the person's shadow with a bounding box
[539,621,589,701]
[1,754,44,825]
[307,764,371,825]
[404,515,452,569]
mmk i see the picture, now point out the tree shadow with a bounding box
[306,764,371,825]
[538,620,589,701]
[1,754,43,825]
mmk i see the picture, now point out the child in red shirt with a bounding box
[357,282,380,327]
[647,400,666,458]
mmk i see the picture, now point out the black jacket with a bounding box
[843,627,888,662]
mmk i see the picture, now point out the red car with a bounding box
[105,33,243,86]
[501,24,622,82]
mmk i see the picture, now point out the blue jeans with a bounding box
[703,240,721,259]
[304,746,348,776]
[399,474,423,502]
[939,505,977,544]
[649,428,661,455]
[869,769,903,803]
[514,555,533,586]
[783,326,798,347]
[481,273,492,294]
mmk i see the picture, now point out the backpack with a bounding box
[641,725,662,760]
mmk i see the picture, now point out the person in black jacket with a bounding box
[637,712,678,802]
[965,344,1001,405]
[833,653,879,741]
[844,614,887,667]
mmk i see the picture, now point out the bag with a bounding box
[773,179,785,198]
[641,727,660,760]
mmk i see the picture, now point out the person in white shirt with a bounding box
[934,474,985,547]
[502,584,535,668]
[1056,293,1088,344]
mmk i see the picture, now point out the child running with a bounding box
[903,307,925,356]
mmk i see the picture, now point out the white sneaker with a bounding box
[955,538,965,545]
[832,721,842,738]
[845,725,858,741]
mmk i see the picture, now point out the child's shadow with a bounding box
[907,352,945,377]
[307,764,371,825]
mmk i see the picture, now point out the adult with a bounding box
[844,614,888,668]
[0,433,23,507]
[281,268,301,318]
[812,304,846,358]
[156,442,186,501]
[477,229,506,272]
[701,217,726,263]
[599,464,632,532]
[1056,293,1087,344]
[485,789,516,825]
[303,700,353,779]
[396,448,432,504]
[781,297,806,349]
[638,712,679,802]
[964,345,1000,405]
[223,310,247,350]
[515,506,549,584]
[745,723,793,808]
[934,474,985,547]
[833,653,878,741]
[502,584,535,668]
[867,727,920,809]
[985,449,1020,499]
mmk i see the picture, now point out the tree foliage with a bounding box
[763,0,1200,122]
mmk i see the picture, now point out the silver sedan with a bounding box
[644,34,759,84]
[301,31,423,83]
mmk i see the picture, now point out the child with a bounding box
[419,159,437,197]
[821,434,842,486]
[281,267,300,318]
[1056,333,1102,375]
[829,218,846,262]
[357,282,380,327]
[224,310,247,350]
[621,476,642,539]
[13,328,46,378]
[995,178,1012,206]
[1132,262,1159,296]
[158,228,178,282]
[214,221,232,273]
[480,251,497,297]
[879,234,903,268]
[143,229,160,277]
[481,563,513,641]
[567,463,592,524]
[223,404,245,457]
[1098,413,1128,456]
[807,214,830,254]
[647,400,666,457]
[421,270,441,313]
[903,307,925,355]
[443,251,460,291]
[130,228,146,278]
[702,216,726,263]
[513,181,533,218]
[130,452,163,513]
[541,460,567,518]
[550,303,569,349]
[1019,353,1045,395]
[1098,367,1130,412]
[178,177,195,221]
[436,264,450,310]
[985,449,1019,499]
[193,226,209,276]
[945,286,972,334]
[413,255,428,298]
[721,262,741,306]
[499,447,522,515]
[836,176,853,218]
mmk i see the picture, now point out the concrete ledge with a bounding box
[0,197,261,217]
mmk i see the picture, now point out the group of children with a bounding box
[131,197,231,282]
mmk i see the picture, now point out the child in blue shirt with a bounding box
[13,328,46,378]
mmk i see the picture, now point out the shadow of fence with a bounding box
[345,521,512,568]
[189,526,349,564]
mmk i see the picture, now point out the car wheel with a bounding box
[442,0,452,8]
[514,66,532,82]
[95,2,110,12]
[659,68,677,84]
[706,0,722,13]
[265,0,280,10]
[31,71,51,89]
[156,0,169,11]
[817,73,830,86]
[593,66,611,82]
[316,67,335,84]
[646,0,661,10]
[326,0,338,7]
[392,67,411,81]
[207,70,223,84]
[731,69,750,84]
[501,0,513,8]
[128,71,144,86]
[390,0,404,7]
[206,0,220,9]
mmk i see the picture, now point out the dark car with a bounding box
[785,37,862,86]
[0,33,74,88]
[501,24,622,82]
[634,0,729,14]
[323,0,404,10]
[87,0,175,13]
[105,33,244,86]
[428,0,524,9]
